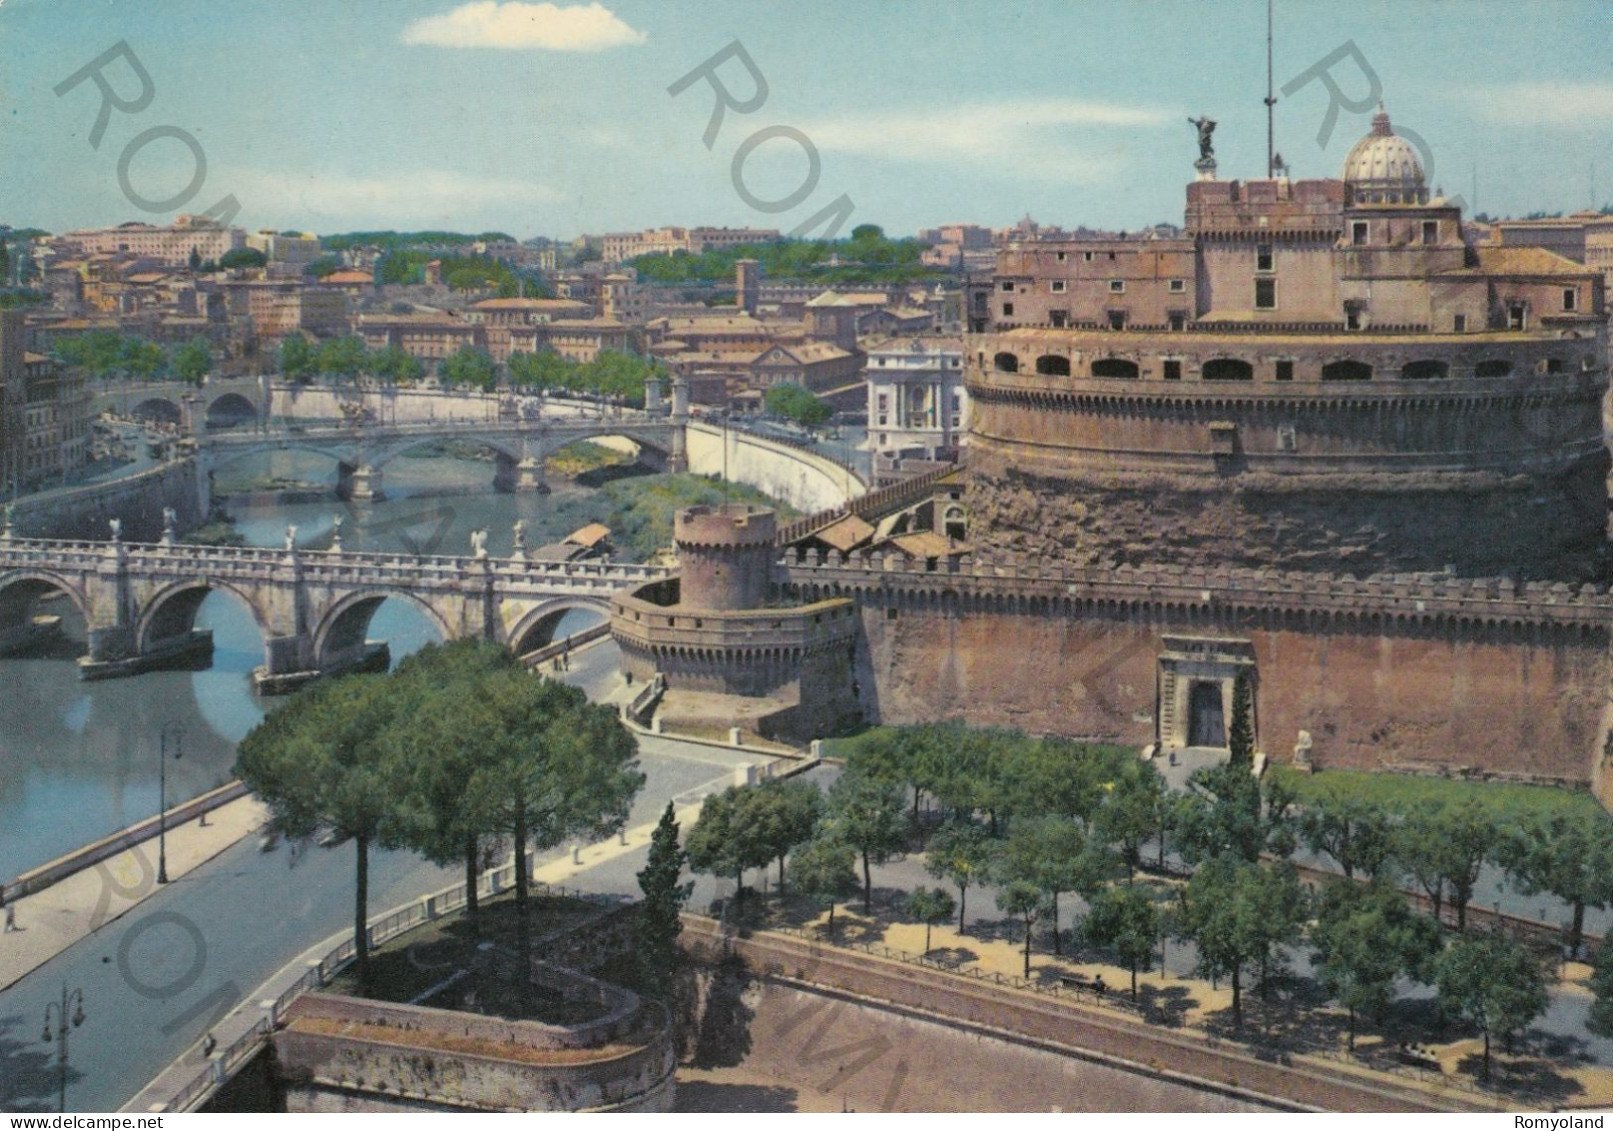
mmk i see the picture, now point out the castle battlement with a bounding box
[780,548,1613,635]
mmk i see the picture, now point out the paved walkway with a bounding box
[0,796,268,991]
[1155,745,1229,791]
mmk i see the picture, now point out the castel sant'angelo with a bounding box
[619,107,1613,805]
[968,105,1609,581]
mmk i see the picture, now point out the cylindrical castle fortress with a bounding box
[961,106,1610,579]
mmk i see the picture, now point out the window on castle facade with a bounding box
[1351,221,1369,246]
[1050,309,1068,328]
[1002,302,1014,317]
[1275,360,1294,381]
[1256,244,1273,272]
[1051,280,1066,293]
[1169,279,1186,293]
[1109,280,1125,293]
[1563,288,1578,311]
[1423,220,1439,244]
[1255,279,1277,309]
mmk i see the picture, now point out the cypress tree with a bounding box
[635,802,693,999]
[1228,672,1255,767]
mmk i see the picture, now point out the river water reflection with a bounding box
[0,453,613,877]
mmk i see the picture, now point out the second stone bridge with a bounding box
[201,414,686,500]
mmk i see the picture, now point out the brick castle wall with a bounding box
[845,596,1609,785]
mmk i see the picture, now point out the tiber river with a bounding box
[0,451,614,877]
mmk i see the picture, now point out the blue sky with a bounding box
[2,0,1609,239]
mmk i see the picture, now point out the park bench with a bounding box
[1057,972,1107,996]
[1396,1043,1442,1072]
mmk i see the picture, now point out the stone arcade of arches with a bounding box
[199,416,684,501]
[0,536,667,693]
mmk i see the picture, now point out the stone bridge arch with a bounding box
[132,397,184,425]
[136,578,272,661]
[205,441,374,500]
[206,441,356,473]
[312,588,454,673]
[503,596,612,657]
[0,569,89,652]
[205,392,260,430]
[539,426,675,459]
[366,433,527,469]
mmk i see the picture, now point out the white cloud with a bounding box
[401,1,646,51]
[232,168,567,225]
[1459,81,1613,128]
[799,99,1172,183]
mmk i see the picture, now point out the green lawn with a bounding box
[1269,764,1611,825]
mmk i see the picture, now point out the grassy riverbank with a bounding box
[603,474,797,561]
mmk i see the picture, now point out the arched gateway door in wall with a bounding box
[1187,681,1226,748]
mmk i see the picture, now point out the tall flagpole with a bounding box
[1265,0,1277,179]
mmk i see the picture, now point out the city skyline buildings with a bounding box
[1,0,1609,240]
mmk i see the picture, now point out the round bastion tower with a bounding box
[611,503,863,741]
[674,504,777,610]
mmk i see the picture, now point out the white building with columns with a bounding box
[865,336,967,485]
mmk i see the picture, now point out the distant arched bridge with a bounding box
[200,415,685,499]
[0,533,671,692]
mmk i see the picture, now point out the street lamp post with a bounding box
[41,983,86,1112]
[157,724,184,884]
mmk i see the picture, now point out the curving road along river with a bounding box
[0,639,770,1112]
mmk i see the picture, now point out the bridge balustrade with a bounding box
[0,536,673,688]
